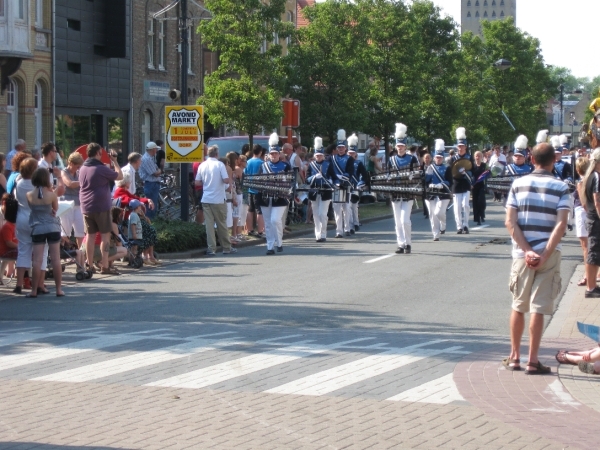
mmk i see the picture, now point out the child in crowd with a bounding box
[0,193,17,283]
[128,199,143,257]
[137,205,159,264]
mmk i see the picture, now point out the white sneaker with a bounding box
[223,248,237,254]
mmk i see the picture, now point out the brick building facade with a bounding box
[0,0,53,154]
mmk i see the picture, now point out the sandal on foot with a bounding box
[37,288,49,295]
[578,277,587,286]
[25,293,37,298]
[524,361,551,375]
[502,358,521,371]
[100,267,120,275]
[578,361,599,375]
[555,350,577,366]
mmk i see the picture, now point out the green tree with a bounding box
[284,0,369,145]
[457,19,553,145]
[198,0,293,148]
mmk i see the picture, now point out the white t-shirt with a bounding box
[489,153,507,168]
[121,163,137,195]
[38,159,54,185]
[195,157,229,204]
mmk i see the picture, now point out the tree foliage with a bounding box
[198,0,294,147]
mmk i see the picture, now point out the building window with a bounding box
[483,0,488,5]
[475,10,479,17]
[35,0,43,27]
[67,62,81,74]
[6,80,17,151]
[492,0,496,4]
[475,0,479,6]
[500,0,504,4]
[16,0,26,20]
[467,0,471,5]
[187,26,193,74]
[0,0,4,17]
[492,10,496,17]
[467,11,471,17]
[158,20,165,70]
[286,11,293,45]
[34,82,42,150]
[500,10,504,16]
[141,110,152,147]
[148,19,154,69]
[483,10,488,17]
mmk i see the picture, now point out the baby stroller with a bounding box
[117,223,144,269]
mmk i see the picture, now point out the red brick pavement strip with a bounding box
[454,341,600,450]
[0,379,564,449]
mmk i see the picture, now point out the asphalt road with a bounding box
[0,201,582,337]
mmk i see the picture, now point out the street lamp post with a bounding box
[559,83,564,135]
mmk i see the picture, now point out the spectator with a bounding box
[25,168,65,297]
[120,152,142,195]
[0,154,7,198]
[0,193,17,284]
[38,142,66,197]
[226,152,242,243]
[244,145,265,237]
[31,149,41,161]
[79,143,122,275]
[503,142,569,374]
[236,155,248,238]
[220,157,235,238]
[192,158,204,225]
[138,142,162,219]
[113,174,154,212]
[195,145,236,256]
[60,152,85,246]
[581,148,600,297]
[6,151,31,195]
[127,199,144,258]
[138,204,159,264]
[5,139,26,178]
[14,158,40,293]
[556,346,600,375]
[155,139,166,170]
[472,151,488,226]
[574,157,591,286]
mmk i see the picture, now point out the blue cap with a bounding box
[395,138,407,146]
[336,140,347,147]
[456,139,467,146]
[514,149,525,157]
[434,150,444,157]
[129,199,142,210]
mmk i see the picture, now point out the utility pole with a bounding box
[180,0,189,221]
[559,83,564,135]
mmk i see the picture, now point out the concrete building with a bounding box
[461,0,516,36]
[0,0,53,154]
[54,0,131,156]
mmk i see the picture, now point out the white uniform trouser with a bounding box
[333,202,351,235]
[568,194,574,227]
[425,198,450,239]
[311,196,331,240]
[453,192,470,230]
[349,202,359,229]
[391,200,413,246]
[262,203,286,250]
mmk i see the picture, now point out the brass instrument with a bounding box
[241,172,295,199]
[451,159,473,179]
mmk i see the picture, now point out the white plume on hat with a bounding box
[347,133,359,148]
[514,135,528,150]
[455,127,466,142]
[395,123,407,140]
[268,132,279,147]
[314,136,323,150]
[559,134,569,146]
[550,135,561,149]
[536,129,548,144]
[435,139,445,152]
[337,129,346,142]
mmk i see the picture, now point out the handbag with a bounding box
[4,193,18,224]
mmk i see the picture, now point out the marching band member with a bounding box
[259,133,291,255]
[306,137,333,242]
[451,127,473,234]
[551,134,574,231]
[330,129,355,238]
[347,133,369,233]
[389,123,418,254]
[424,140,452,241]
[506,135,533,176]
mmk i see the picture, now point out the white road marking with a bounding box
[0,334,158,372]
[544,379,581,408]
[0,328,107,348]
[470,224,490,230]
[386,373,465,404]
[265,341,461,396]
[32,336,241,383]
[145,337,373,389]
[364,254,395,264]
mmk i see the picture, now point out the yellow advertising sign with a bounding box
[165,105,204,163]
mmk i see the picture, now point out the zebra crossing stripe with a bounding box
[386,373,465,404]
[145,337,374,389]
[265,342,461,396]
[0,328,105,348]
[0,334,159,372]
[31,335,241,383]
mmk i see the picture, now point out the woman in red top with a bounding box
[113,174,154,215]
[0,193,17,283]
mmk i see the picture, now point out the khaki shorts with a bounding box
[83,210,113,234]
[509,250,562,315]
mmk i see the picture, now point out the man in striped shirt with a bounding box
[504,142,570,375]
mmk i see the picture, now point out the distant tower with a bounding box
[461,0,516,36]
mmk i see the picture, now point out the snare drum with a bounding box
[332,188,349,203]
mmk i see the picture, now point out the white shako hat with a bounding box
[513,135,528,156]
[347,133,359,153]
[395,123,407,146]
[536,129,548,144]
[559,134,569,151]
[550,135,562,153]
[455,127,467,146]
[314,136,324,154]
[268,132,279,153]
[434,139,445,157]
[336,129,347,147]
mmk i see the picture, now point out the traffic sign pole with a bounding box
[180,0,189,221]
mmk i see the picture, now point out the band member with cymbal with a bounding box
[306,137,333,242]
[389,123,418,254]
[330,129,355,238]
[347,133,369,234]
[451,127,474,234]
[259,133,291,255]
[424,140,452,241]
